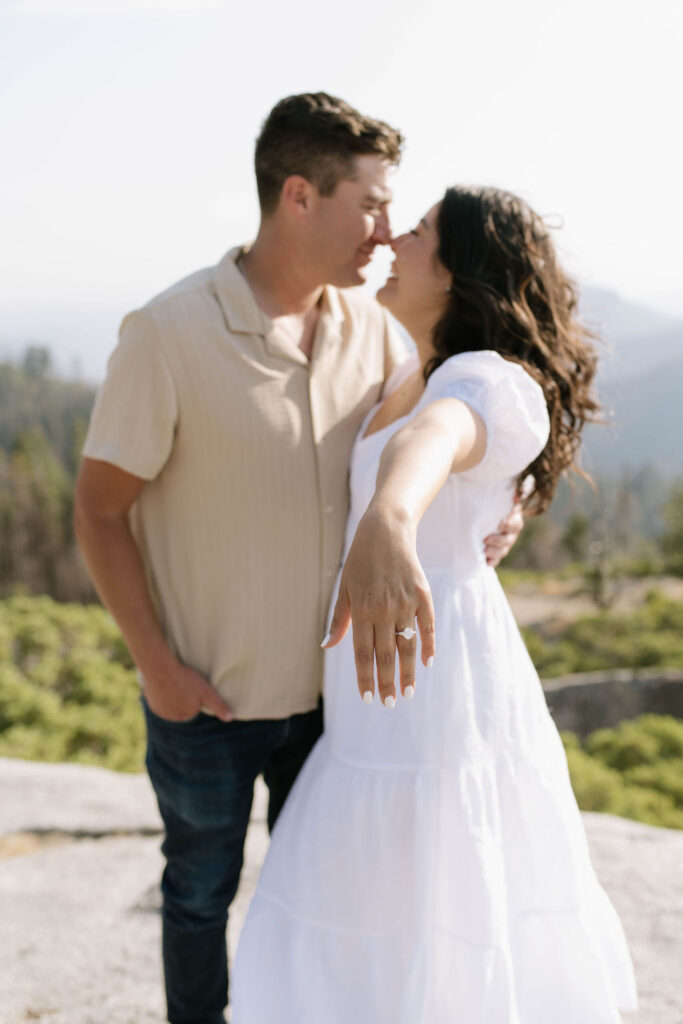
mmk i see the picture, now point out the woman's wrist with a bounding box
[365,496,419,534]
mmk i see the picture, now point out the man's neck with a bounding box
[239,231,324,321]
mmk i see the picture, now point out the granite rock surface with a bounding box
[1,757,680,1024]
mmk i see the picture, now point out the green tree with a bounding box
[2,429,72,597]
[562,513,590,562]
[660,482,683,575]
[502,514,565,571]
[22,346,52,380]
[0,351,97,598]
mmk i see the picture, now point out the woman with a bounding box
[231,187,637,1023]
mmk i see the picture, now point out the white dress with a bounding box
[231,350,637,1024]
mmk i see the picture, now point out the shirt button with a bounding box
[325,505,334,514]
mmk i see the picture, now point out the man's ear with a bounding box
[280,175,316,219]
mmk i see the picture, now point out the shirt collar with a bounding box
[322,283,345,329]
[211,245,345,363]
[211,246,270,336]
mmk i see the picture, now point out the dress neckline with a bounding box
[359,353,422,443]
[359,409,414,444]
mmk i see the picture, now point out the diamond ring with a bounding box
[396,627,417,640]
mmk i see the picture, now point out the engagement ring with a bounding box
[396,627,417,640]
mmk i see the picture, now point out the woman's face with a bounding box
[376,201,452,331]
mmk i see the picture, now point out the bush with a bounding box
[561,715,683,830]
[523,590,683,678]
[564,746,624,810]
[623,760,683,806]
[585,724,661,771]
[0,595,144,772]
[634,714,683,757]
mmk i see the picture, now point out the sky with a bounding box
[1,0,682,377]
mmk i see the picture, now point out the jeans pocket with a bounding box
[141,695,205,729]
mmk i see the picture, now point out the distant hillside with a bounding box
[602,323,682,381]
[582,287,682,382]
[581,287,678,346]
[576,288,683,475]
[585,359,683,474]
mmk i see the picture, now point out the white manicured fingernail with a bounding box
[383,695,395,709]
[320,632,331,648]
[362,690,373,704]
[427,656,434,668]
[404,685,414,700]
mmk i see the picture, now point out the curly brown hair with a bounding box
[426,186,600,514]
[255,93,403,215]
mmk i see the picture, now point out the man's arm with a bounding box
[74,457,232,722]
[324,398,486,707]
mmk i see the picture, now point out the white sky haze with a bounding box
[1,0,682,375]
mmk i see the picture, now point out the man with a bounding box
[74,92,519,1024]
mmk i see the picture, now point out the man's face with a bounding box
[308,154,393,288]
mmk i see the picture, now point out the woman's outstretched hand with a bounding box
[323,496,524,706]
[322,398,485,706]
[323,502,435,708]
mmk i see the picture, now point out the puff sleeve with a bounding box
[424,350,550,480]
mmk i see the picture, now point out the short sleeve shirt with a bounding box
[83,247,407,719]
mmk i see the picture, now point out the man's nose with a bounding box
[372,210,392,244]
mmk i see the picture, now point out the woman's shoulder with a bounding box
[424,349,549,467]
[426,350,546,414]
[427,349,534,389]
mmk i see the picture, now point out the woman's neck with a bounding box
[410,328,437,377]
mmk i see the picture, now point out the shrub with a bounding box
[623,760,683,807]
[564,746,624,810]
[585,724,661,771]
[0,595,144,772]
[523,591,683,677]
[561,715,683,830]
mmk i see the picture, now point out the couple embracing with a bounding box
[75,93,637,1023]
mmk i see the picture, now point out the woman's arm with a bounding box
[324,398,486,707]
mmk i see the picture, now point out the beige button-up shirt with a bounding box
[83,247,407,719]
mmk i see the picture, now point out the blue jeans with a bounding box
[143,698,323,1024]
